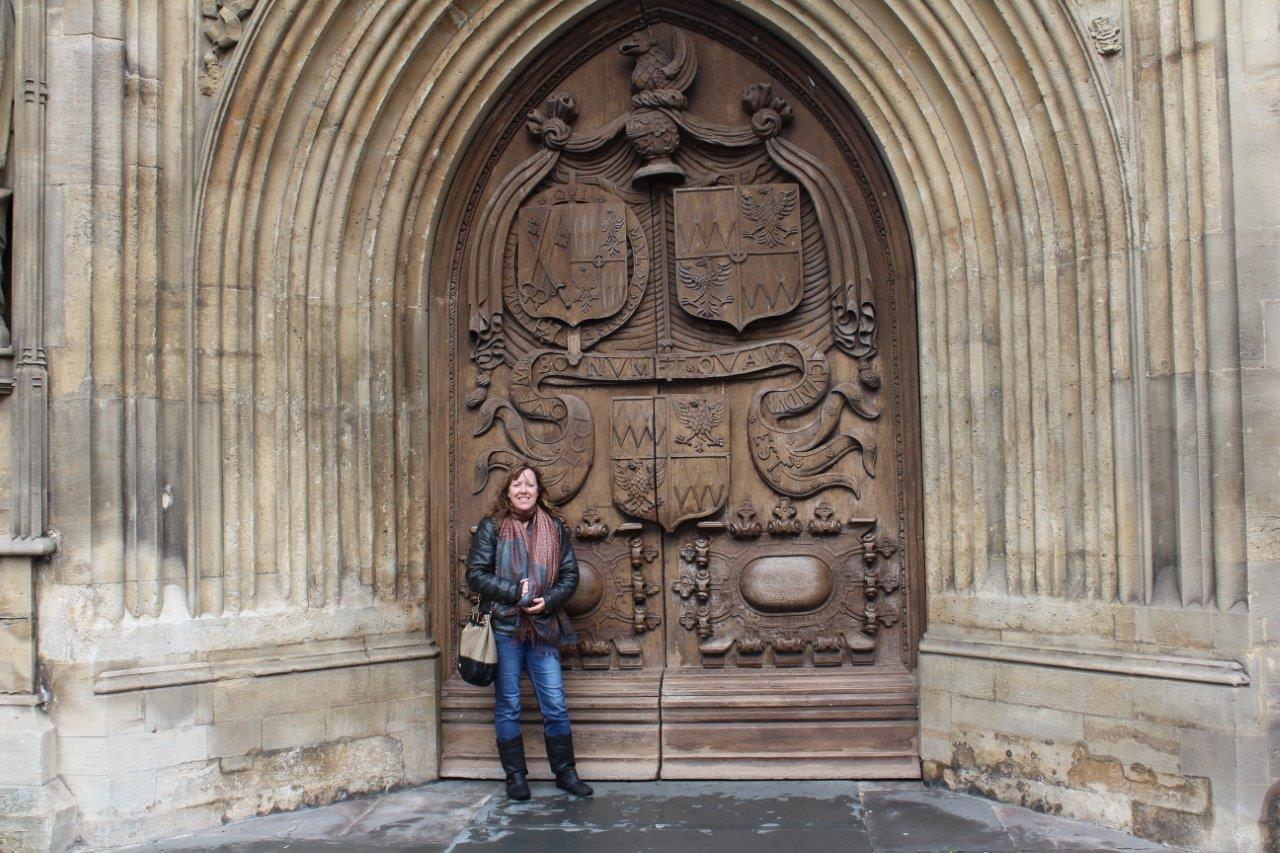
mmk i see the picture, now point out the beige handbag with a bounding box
[456,604,498,686]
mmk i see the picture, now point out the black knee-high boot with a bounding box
[496,735,531,800]
[545,733,593,796]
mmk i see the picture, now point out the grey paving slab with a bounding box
[117,780,1180,853]
[861,786,1016,852]
[990,803,1177,851]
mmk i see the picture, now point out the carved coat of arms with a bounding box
[466,33,881,509]
[612,394,730,532]
[673,184,803,331]
[517,190,631,327]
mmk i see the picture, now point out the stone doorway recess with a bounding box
[429,0,923,780]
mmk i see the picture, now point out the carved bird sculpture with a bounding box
[673,398,726,453]
[677,259,733,319]
[619,29,697,98]
[739,186,799,248]
[613,458,661,515]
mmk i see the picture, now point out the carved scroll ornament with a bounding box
[672,536,713,639]
[807,501,843,536]
[856,523,901,638]
[628,537,662,634]
[727,499,763,539]
[574,506,610,541]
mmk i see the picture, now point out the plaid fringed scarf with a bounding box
[495,506,577,647]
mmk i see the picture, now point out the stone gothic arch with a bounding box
[190,0,1222,624]
[160,0,1253,846]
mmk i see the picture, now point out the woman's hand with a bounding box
[521,597,547,614]
[520,578,530,598]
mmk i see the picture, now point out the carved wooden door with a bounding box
[435,5,922,780]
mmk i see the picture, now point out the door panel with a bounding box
[437,3,921,780]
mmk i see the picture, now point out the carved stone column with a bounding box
[0,0,53,695]
[7,0,46,549]
[0,1,75,850]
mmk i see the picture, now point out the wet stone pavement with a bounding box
[122,780,1180,852]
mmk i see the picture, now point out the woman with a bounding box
[465,463,593,801]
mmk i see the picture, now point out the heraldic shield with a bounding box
[612,394,730,532]
[516,189,631,328]
[673,183,803,331]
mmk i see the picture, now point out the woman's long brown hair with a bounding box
[485,463,559,521]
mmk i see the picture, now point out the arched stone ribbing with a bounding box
[181,0,1244,620]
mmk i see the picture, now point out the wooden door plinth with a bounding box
[439,672,662,780]
[658,671,920,780]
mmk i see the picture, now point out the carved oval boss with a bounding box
[508,184,649,346]
[739,555,834,614]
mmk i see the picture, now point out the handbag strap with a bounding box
[469,597,496,621]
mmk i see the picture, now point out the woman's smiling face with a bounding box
[508,467,539,515]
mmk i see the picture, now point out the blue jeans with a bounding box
[493,633,572,741]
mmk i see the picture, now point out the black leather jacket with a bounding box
[465,516,580,635]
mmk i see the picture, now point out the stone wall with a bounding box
[918,2,1280,848]
[4,0,441,847]
[920,602,1267,850]
[0,0,1275,850]
[47,643,435,848]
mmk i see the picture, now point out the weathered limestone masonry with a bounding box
[916,4,1280,850]
[4,0,439,849]
[0,0,1274,851]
